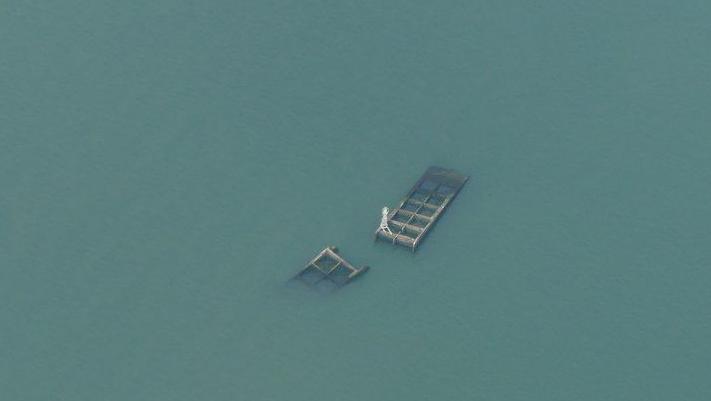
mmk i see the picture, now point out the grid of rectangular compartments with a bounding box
[293,247,369,291]
[376,166,468,251]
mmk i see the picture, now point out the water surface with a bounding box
[2,1,710,400]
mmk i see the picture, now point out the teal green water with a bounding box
[2,1,711,400]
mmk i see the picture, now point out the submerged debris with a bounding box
[291,246,369,291]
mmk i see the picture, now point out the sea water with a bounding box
[2,1,710,400]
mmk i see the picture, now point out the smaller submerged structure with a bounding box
[375,166,468,251]
[291,246,369,291]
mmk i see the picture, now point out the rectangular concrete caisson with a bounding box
[375,166,468,251]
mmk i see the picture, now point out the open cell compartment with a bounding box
[410,189,431,202]
[314,254,339,272]
[402,200,421,212]
[418,179,438,191]
[398,226,421,239]
[392,210,413,223]
[327,264,354,286]
[429,193,447,206]
[410,215,430,228]
[417,205,436,217]
[436,184,454,195]
[297,265,327,285]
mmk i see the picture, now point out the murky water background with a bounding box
[2,1,710,400]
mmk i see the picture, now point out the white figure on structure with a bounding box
[379,206,393,235]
